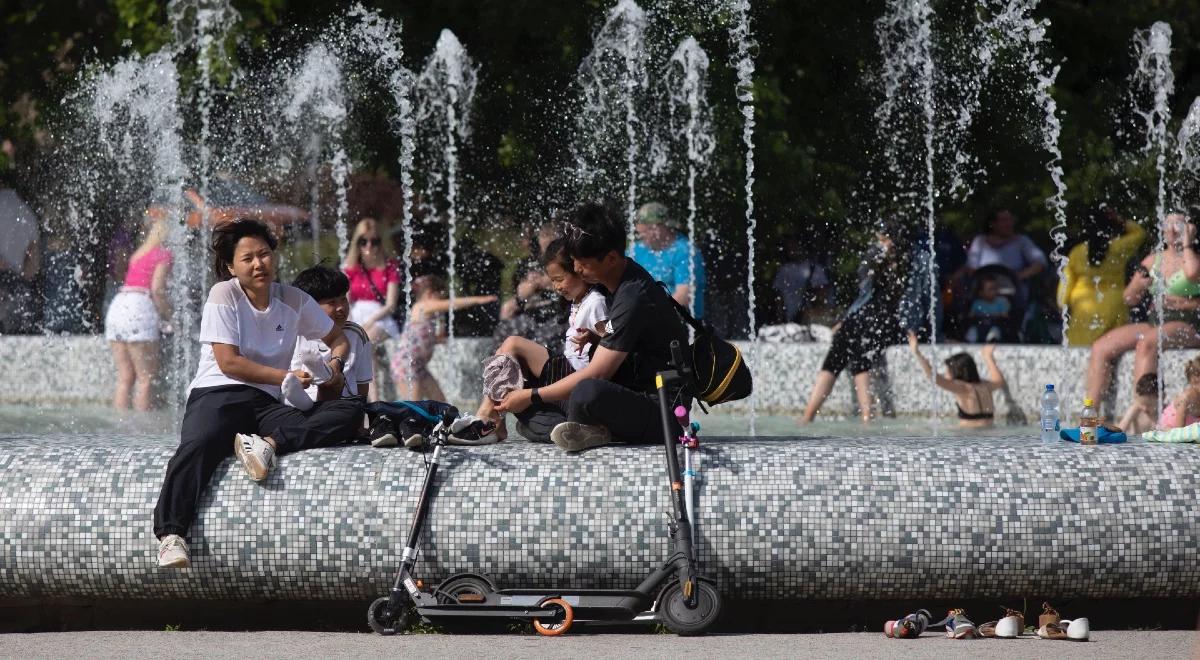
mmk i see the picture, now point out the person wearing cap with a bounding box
[631,202,706,318]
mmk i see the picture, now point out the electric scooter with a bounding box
[366,340,722,636]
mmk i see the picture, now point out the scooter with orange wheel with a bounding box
[365,340,722,636]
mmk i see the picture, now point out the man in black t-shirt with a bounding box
[496,203,689,451]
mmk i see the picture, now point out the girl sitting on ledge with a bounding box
[153,219,362,569]
[907,333,1007,429]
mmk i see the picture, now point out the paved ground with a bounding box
[1,630,1194,659]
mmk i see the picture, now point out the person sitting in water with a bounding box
[153,219,363,569]
[286,264,374,409]
[476,238,608,440]
[907,332,1007,428]
[495,202,690,452]
[1118,372,1160,435]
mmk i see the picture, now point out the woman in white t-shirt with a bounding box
[152,219,361,570]
[475,239,608,440]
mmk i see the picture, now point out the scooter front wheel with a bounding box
[658,580,722,636]
[532,597,575,636]
[367,596,409,636]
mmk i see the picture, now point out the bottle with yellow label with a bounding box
[1079,398,1099,445]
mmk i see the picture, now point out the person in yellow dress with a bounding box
[1059,206,1146,346]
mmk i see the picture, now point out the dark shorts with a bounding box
[820,311,898,376]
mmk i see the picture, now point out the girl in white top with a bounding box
[153,219,361,571]
[475,239,608,440]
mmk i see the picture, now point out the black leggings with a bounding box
[820,310,899,376]
[153,385,362,538]
[514,378,682,445]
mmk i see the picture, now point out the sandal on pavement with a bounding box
[1039,602,1061,630]
[1037,622,1068,639]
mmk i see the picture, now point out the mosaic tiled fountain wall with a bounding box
[3,337,1199,603]
[0,335,1192,417]
[2,435,1199,601]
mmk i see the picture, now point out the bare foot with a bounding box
[495,414,508,441]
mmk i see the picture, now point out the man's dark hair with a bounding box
[292,264,350,301]
[564,202,626,259]
[1135,372,1159,396]
[212,218,277,281]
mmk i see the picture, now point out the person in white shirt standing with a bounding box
[284,264,373,409]
[153,219,360,569]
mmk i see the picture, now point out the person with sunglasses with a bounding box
[344,218,402,345]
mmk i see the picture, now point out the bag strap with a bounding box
[658,281,706,334]
[364,265,389,307]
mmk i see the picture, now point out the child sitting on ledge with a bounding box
[1158,357,1200,430]
[286,265,374,409]
[1117,372,1159,435]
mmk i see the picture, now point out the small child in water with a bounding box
[1118,372,1159,435]
[1159,358,1200,430]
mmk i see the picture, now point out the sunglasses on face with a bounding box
[358,237,382,247]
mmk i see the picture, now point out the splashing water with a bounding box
[876,0,938,431]
[282,43,352,263]
[725,0,758,434]
[416,29,479,339]
[82,53,192,397]
[347,5,417,322]
[576,0,648,241]
[1130,21,1174,416]
[166,0,239,295]
[665,37,715,322]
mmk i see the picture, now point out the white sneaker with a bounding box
[234,433,275,481]
[995,615,1021,638]
[157,534,190,569]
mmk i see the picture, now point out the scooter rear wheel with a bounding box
[658,580,722,636]
[367,596,409,636]
[532,597,575,636]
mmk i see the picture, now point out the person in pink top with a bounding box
[104,207,173,411]
[343,218,401,401]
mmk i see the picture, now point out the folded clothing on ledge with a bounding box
[1060,427,1127,444]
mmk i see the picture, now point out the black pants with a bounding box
[153,385,362,538]
[820,307,900,377]
[515,378,679,445]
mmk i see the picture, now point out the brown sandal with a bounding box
[1039,602,1060,630]
[1037,622,1068,640]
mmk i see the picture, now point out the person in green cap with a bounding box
[631,201,706,318]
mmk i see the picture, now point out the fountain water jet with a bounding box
[664,37,716,321]
[416,29,479,339]
[1130,21,1174,414]
[282,43,353,263]
[575,0,649,243]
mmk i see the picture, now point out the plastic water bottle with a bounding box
[1079,398,1100,446]
[1039,384,1060,444]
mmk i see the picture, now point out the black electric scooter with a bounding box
[366,341,721,636]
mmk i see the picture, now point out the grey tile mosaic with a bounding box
[1,434,1198,601]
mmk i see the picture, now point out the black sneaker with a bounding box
[368,415,398,448]
[550,422,612,453]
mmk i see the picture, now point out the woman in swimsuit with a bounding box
[1085,213,1200,407]
[908,333,1006,429]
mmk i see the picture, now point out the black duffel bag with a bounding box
[665,294,752,405]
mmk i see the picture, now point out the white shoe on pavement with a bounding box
[157,534,190,569]
[550,422,612,453]
[234,433,275,482]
